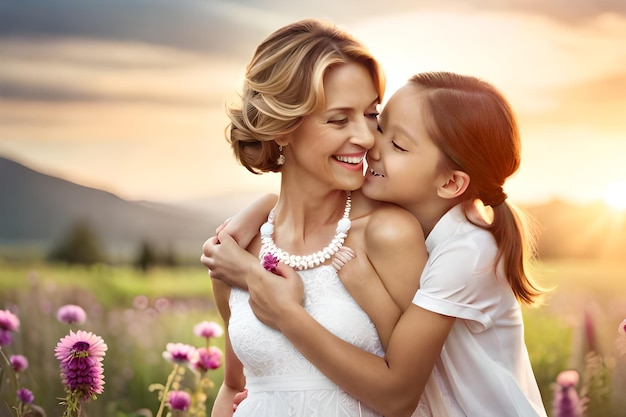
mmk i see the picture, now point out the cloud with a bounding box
[0,0,285,57]
[0,37,244,106]
[526,73,626,133]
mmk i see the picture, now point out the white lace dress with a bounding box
[229,265,384,417]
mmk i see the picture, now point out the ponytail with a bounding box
[482,201,543,304]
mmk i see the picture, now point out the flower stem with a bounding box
[0,347,19,395]
[155,364,179,417]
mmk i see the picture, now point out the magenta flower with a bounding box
[56,304,87,325]
[193,321,223,339]
[262,252,279,273]
[10,354,29,373]
[190,346,223,373]
[0,309,19,346]
[55,330,107,400]
[553,370,583,417]
[0,309,20,332]
[0,330,12,345]
[17,388,34,404]
[162,343,196,364]
[168,390,191,411]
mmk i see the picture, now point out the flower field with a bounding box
[1,259,625,416]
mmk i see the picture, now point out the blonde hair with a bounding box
[226,18,385,174]
[410,72,543,304]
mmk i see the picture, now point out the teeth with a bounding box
[369,168,384,177]
[335,155,363,164]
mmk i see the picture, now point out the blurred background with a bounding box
[1,0,625,416]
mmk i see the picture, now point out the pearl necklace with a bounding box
[260,192,352,271]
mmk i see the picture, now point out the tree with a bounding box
[135,240,157,272]
[48,220,104,265]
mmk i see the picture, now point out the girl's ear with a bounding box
[437,170,470,200]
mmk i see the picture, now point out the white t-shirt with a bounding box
[413,205,547,417]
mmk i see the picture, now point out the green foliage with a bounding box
[134,241,181,273]
[523,308,573,412]
[48,220,105,265]
[580,352,614,417]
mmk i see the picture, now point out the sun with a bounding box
[603,181,626,210]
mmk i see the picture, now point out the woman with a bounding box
[208,18,445,417]
[204,72,548,416]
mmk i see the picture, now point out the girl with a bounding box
[204,72,548,416]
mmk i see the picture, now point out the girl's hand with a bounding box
[201,232,259,289]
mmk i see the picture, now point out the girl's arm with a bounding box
[209,279,246,417]
[201,194,277,289]
[249,263,454,417]
[219,193,277,247]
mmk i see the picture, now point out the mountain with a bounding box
[2,156,625,262]
[0,156,244,260]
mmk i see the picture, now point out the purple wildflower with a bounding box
[17,388,34,404]
[262,252,279,273]
[168,390,191,411]
[0,330,13,346]
[56,304,87,325]
[552,370,583,417]
[55,330,107,400]
[193,321,223,339]
[10,354,29,373]
[190,346,223,373]
[162,343,196,364]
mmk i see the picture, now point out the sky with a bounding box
[1,0,625,206]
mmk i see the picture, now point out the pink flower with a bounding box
[10,354,29,373]
[619,319,626,335]
[190,346,223,373]
[162,343,196,364]
[0,309,20,332]
[56,304,87,325]
[168,390,191,411]
[0,309,20,346]
[194,321,223,339]
[556,370,579,388]
[17,388,34,404]
[553,370,583,417]
[262,252,279,273]
[55,330,107,400]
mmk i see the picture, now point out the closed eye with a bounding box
[392,141,408,152]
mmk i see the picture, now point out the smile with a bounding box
[334,155,364,165]
[368,168,385,177]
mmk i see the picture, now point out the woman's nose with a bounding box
[352,119,376,150]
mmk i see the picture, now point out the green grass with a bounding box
[0,263,215,307]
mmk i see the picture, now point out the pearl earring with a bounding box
[277,145,285,166]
